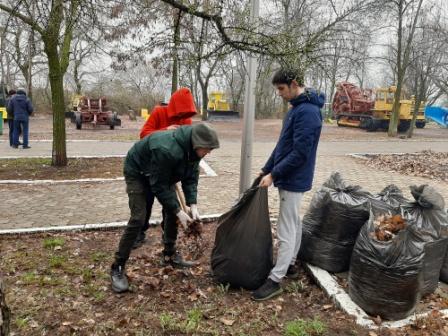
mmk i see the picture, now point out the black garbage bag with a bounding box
[369,184,409,213]
[349,208,425,320]
[401,185,448,295]
[298,172,371,273]
[211,177,273,290]
[441,247,448,283]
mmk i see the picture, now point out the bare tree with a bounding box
[0,0,100,166]
[386,0,424,136]
[406,5,448,137]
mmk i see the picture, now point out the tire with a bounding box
[415,121,426,129]
[397,120,411,133]
[109,112,117,130]
[75,113,82,130]
[336,117,343,127]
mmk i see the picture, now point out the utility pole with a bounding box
[239,0,259,194]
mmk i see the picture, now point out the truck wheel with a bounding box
[75,113,82,130]
[397,121,411,133]
[109,112,117,130]
[415,121,426,129]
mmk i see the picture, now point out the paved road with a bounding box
[1,138,448,230]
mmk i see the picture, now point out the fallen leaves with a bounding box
[364,150,448,182]
[372,214,407,241]
[220,318,235,326]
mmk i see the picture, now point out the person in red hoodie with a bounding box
[134,87,197,248]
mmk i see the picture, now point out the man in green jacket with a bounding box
[111,123,220,293]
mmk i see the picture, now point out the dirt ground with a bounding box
[2,224,372,336]
[3,223,446,336]
[0,157,124,180]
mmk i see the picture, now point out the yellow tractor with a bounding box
[333,82,426,132]
[373,86,426,130]
[207,91,239,120]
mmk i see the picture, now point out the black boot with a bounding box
[110,263,129,293]
[161,251,196,268]
[132,231,146,250]
[252,278,283,301]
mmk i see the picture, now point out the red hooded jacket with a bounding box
[140,88,197,139]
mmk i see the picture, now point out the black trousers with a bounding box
[114,175,178,266]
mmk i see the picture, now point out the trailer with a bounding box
[71,96,121,130]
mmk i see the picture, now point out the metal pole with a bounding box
[239,0,259,194]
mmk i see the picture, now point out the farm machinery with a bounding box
[207,91,239,120]
[332,82,426,132]
[71,96,121,130]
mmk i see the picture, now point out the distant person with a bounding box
[133,88,197,249]
[7,88,33,149]
[5,89,16,147]
[253,68,325,301]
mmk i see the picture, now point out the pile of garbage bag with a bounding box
[348,184,448,320]
[298,172,370,273]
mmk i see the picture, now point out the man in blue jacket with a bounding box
[7,88,33,149]
[253,69,325,301]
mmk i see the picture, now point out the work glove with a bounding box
[190,204,200,221]
[176,209,193,230]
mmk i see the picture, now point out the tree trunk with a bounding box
[388,78,403,137]
[407,81,425,139]
[74,61,82,95]
[201,83,208,121]
[171,10,182,94]
[45,45,67,166]
[0,279,10,336]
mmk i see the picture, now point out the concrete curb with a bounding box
[0,214,223,235]
[304,263,448,329]
[347,152,408,160]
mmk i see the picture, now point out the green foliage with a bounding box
[15,317,28,329]
[285,280,304,293]
[159,312,178,332]
[43,237,65,249]
[82,269,94,283]
[48,255,66,268]
[91,252,108,262]
[22,272,38,284]
[284,317,326,336]
[185,308,203,333]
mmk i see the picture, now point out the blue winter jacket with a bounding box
[7,92,33,121]
[262,88,325,192]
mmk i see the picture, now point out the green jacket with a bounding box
[124,126,200,213]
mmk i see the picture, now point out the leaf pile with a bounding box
[371,214,407,241]
[364,150,448,181]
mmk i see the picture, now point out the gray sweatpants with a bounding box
[269,189,304,283]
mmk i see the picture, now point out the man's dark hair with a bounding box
[272,69,304,87]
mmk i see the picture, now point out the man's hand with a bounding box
[190,204,200,221]
[167,125,180,130]
[176,210,193,230]
[259,173,273,187]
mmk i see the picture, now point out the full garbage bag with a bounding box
[349,208,425,320]
[401,185,448,295]
[369,184,409,213]
[298,172,370,272]
[211,177,273,290]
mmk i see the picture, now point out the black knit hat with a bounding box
[191,123,220,149]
